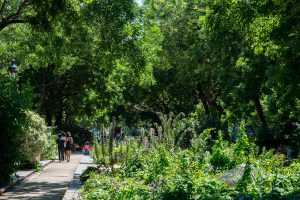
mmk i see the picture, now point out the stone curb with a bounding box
[0,159,54,195]
[62,178,82,200]
[63,156,96,200]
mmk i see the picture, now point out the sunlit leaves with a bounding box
[248,16,280,56]
[59,55,79,73]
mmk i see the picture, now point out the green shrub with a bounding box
[41,134,57,160]
[19,111,48,163]
[0,75,32,186]
[144,146,171,184]
[191,128,213,164]
[80,166,99,182]
[82,174,112,199]
[82,174,152,200]
[210,131,235,171]
[157,167,195,200]
[82,125,300,200]
[194,179,231,200]
[114,178,152,199]
[121,150,146,179]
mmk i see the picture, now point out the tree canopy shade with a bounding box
[0,0,67,31]
[201,0,300,146]
[1,0,140,126]
[0,0,299,153]
[120,0,300,147]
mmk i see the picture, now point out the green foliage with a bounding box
[210,131,235,172]
[41,134,57,160]
[190,128,213,165]
[80,167,99,182]
[121,141,146,179]
[0,0,298,153]
[93,139,110,165]
[83,174,152,200]
[82,127,300,199]
[1,0,300,196]
[0,0,67,31]
[235,161,253,193]
[92,139,101,163]
[57,124,94,146]
[0,74,32,186]
[34,162,43,172]
[19,111,48,163]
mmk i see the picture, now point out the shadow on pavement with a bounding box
[0,180,69,200]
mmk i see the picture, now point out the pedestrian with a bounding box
[56,134,65,162]
[65,132,73,162]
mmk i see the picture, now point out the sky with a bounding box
[136,0,143,6]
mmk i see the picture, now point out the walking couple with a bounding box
[56,132,73,162]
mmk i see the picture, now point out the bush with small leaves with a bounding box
[19,111,47,163]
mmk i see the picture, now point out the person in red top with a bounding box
[83,141,91,155]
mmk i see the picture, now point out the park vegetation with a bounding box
[0,0,299,196]
[83,123,300,199]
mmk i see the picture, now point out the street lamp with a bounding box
[8,59,17,78]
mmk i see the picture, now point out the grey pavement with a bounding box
[73,156,97,178]
[62,155,96,200]
[0,160,53,195]
[0,153,83,200]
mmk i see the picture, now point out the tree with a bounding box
[0,74,32,186]
[12,0,140,127]
[203,0,300,147]
[0,0,67,31]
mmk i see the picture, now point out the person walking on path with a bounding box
[56,134,65,162]
[65,132,73,162]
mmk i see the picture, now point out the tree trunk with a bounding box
[45,111,52,126]
[210,100,225,118]
[200,98,210,115]
[54,107,63,128]
[253,95,267,127]
[195,83,210,115]
[253,95,271,148]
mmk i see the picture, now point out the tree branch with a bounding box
[0,0,7,19]
[0,0,30,31]
[0,19,26,31]
[4,0,29,20]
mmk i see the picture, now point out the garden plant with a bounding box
[83,118,300,200]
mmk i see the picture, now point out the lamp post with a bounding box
[8,59,17,78]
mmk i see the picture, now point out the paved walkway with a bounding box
[0,153,83,200]
[63,155,96,200]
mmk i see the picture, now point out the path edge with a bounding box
[0,159,54,195]
[62,156,96,200]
